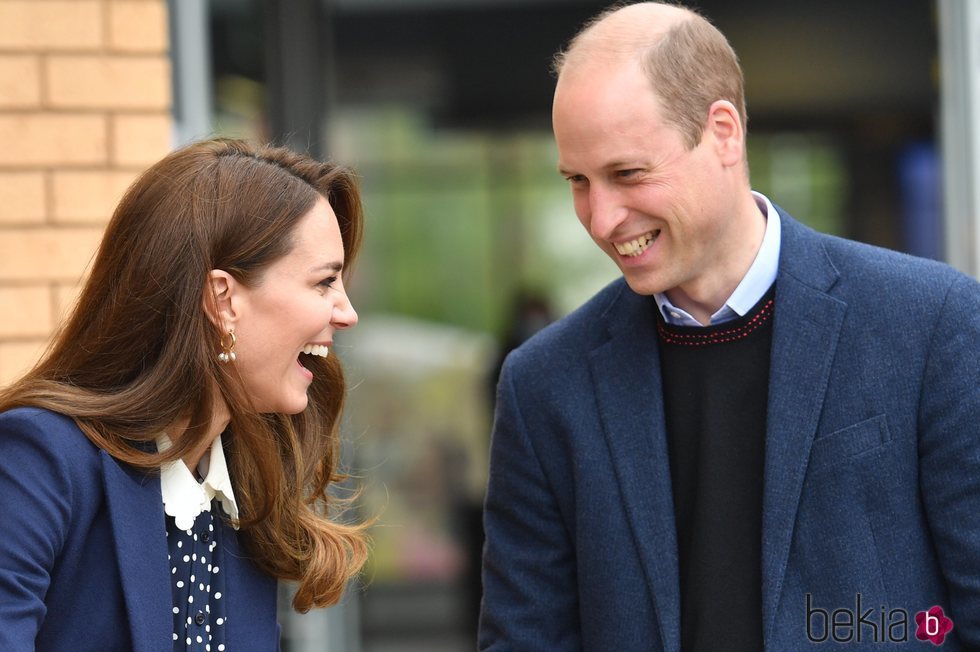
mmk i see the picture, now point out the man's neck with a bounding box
[667,192,768,325]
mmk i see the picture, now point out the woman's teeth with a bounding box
[614,231,659,257]
[301,344,329,358]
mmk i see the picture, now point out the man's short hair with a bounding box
[553,3,747,149]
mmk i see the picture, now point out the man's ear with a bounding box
[705,99,744,167]
[204,270,241,331]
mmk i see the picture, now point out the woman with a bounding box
[0,138,369,650]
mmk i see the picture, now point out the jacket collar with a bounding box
[590,282,681,652]
[761,208,845,644]
[101,452,173,652]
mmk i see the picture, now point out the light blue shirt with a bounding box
[655,191,781,326]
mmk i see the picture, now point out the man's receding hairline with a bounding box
[557,4,700,77]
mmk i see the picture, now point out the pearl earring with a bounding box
[218,330,237,363]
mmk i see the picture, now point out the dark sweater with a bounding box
[657,287,775,652]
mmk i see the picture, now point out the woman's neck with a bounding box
[171,398,230,472]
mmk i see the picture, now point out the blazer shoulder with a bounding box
[0,407,102,478]
[779,213,976,310]
[818,232,977,307]
[0,406,95,446]
[506,277,631,371]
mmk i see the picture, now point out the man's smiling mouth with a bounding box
[614,230,660,257]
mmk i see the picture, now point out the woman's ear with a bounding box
[204,270,241,331]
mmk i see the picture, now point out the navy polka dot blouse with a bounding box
[167,504,228,651]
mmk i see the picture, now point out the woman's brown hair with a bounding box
[0,138,368,611]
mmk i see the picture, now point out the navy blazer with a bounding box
[480,211,980,650]
[0,408,280,651]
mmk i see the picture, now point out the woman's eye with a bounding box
[317,277,338,291]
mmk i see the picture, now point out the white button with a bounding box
[670,311,681,319]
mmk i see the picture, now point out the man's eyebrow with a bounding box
[558,160,647,176]
[603,159,645,169]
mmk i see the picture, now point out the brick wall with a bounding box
[0,0,172,384]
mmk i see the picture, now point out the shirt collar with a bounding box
[157,433,239,531]
[655,191,781,326]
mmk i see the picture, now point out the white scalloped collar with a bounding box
[157,433,239,531]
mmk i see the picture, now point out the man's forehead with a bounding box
[553,59,662,127]
[555,53,647,98]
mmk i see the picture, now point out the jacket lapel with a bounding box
[222,522,279,649]
[761,212,846,644]
[101,451,173,652]
[589,283,680,652]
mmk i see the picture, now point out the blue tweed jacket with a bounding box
[480,210,980,650]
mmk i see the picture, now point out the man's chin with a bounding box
[622,271,668,297]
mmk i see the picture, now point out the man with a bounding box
[480,3,980,650]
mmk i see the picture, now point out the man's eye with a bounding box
[565,174,587,184]
[616,169,640,179]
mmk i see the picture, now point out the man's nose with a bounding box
[587,184,627,241]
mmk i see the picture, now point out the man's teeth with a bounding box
[301,344,329,358]
[614,231,658,257]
